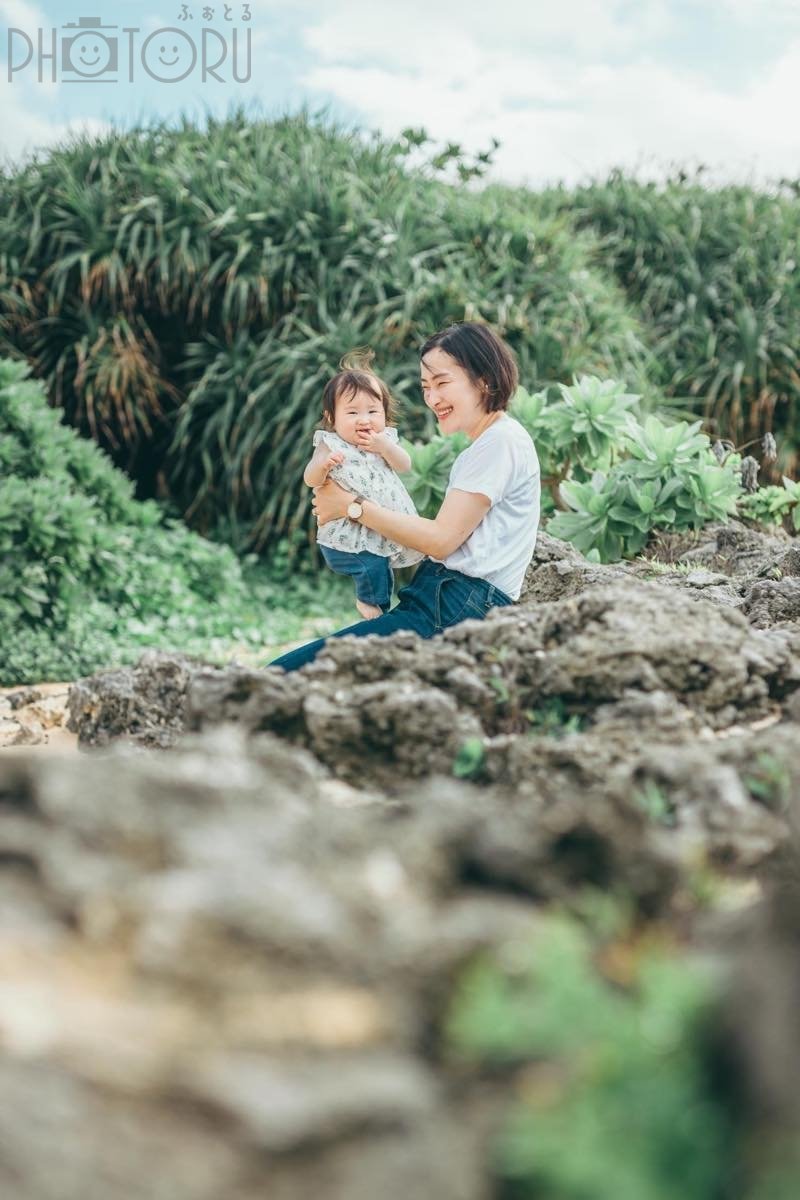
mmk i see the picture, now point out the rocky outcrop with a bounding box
[1,719,799,1197]
[0,725,682,1200]
[7,520,800,1197]
[68,524,800,759]
[0,683,74,749]
[4,520,786,1195]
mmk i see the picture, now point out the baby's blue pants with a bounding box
[318,545,393,611]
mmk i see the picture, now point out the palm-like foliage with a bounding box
[543,169,800,479]
[0,109,646,554]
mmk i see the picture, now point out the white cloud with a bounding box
[0,83,112,167]
[0,1,110,165]
[0,0,46,30]
[706,0,800,23]
[142,13,170,35]
[299,1,800,187]
[491,49,800,186]
[304,0,675,63]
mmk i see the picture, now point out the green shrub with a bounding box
[445,899,732,1200]
[402,431,469,519]
[0,358,351,683]
[738,478,800,530]
[0,356,242,602]
[547,412,742,561]
[452,737,486,780]
[524,697,585,737]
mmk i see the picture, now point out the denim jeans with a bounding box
[319,545,393,611]
[268,558,515,672]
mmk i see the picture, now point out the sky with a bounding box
[1,0,799,188]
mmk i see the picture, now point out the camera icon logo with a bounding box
[61,16,118,79]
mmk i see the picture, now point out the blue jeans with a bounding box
[319,545,393,611]
[268,558,515,672]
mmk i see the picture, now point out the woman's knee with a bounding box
[267,605,432,672]
[267,633,329,672]
[330,607,418,641]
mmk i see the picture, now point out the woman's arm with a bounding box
[312,478,490,559]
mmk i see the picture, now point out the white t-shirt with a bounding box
[431,413,540,600]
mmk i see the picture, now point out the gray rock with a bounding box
[67,651,199,748]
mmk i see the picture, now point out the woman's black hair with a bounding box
[419,321,519,412]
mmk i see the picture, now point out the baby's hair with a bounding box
[320,347,400,428]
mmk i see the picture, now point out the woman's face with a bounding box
[420,346,488,437]
[333,386,387,445]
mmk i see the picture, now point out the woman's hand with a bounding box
[311,477,354,525]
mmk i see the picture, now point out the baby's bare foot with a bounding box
[356,599,382,620]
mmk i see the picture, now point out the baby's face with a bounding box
[333,387,387,445]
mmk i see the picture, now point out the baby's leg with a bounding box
[318,546,361,604]
[356,598,382,620]
[319,546,387,616]
[353,551,393,618]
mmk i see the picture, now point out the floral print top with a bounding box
[311,427,424,567]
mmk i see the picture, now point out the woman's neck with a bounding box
[467,409,504,442]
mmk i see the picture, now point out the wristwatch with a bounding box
[347,493,367,521]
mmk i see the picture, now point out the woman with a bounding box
[268,321,541,672]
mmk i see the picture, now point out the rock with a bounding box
[6,688,41,711]
[0,735,597,1200]
[1,701,799,1195]
[684,569,735,588]
[67,651,199,748]
[646,519,792,578]
[697,790,800,1159]
[742,577,800,628]
[175,1051,439,1152]
[1,684,74,752]
[9,721,45,747]
[67,564,800,768]
[779,544,800,577]
[5,516,800,1197]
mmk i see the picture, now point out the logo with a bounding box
[62,17,118,79]
[6,12,252,84]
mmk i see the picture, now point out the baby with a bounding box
[304,354,423,619]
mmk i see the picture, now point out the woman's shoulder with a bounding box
[480,414,538,458]
[455,414,527,457]
[505,414,540,463]
[449,414,539,491]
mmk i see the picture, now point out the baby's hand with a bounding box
[321,449,345,474]
[354,429,386,454]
